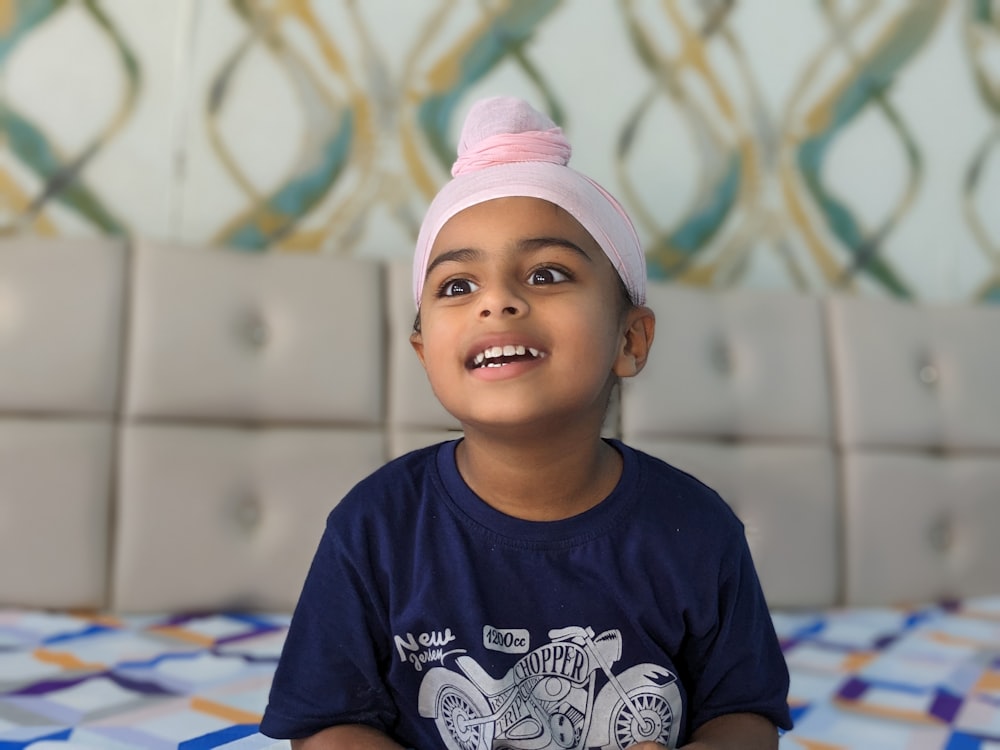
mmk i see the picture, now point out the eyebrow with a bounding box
[518,236,593,261]
[424,236,593,278]
[424,247,481,279]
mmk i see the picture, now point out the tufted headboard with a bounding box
[1,237,998,613]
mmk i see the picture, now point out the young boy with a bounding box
[261,96,792,750]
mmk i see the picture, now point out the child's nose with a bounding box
[479,305,519,318]
[479,281,527,318]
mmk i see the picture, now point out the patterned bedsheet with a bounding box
[776,596,1000,749]
[0,611,289,749]
[1,597,998,749]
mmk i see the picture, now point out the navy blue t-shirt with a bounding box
[261,439,792,748]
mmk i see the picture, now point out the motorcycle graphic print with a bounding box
[418,626,682,750]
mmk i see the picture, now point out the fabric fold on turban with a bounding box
[412,95,646,308]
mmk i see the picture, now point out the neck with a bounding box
[455,426,622,522]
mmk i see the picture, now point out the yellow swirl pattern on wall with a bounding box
[398,0,562,201]
[206,0,559,254]
[0,0,996,302]
[616,0,766,287]
[0,0,138,236]
[781,0,945,298]
[962,0,1000,302]
[207,0,376,252]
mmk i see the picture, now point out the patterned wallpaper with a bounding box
[0,0,997,303]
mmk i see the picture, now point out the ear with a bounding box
[613,306,655,378]
[410,330,428,370]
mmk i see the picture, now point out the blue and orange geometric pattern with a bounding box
[0,611,289,748]
[3,597,1000,748]
[776,596,1000,749]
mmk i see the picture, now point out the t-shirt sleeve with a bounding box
[680,525,793,734]
[259,509,397,740]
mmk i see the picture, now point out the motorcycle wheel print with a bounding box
[433,683,494,750]
[608,688,674,749]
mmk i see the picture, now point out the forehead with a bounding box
[430,196,603,258]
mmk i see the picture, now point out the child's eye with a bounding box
[438,278,480,297]
[527,267,571,285]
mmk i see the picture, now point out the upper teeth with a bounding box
[473,345,543,366]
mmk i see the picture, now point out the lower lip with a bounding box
[468,357,544,381]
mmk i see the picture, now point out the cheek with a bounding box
[557,316,622,373]
[580,299,625,339]
[413,317,459,366]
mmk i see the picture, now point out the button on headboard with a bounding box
[124,238,385,424]
[620,285,840,609]
[113,240,389,612]
[828,295,1000,605]
[3,236,998,613]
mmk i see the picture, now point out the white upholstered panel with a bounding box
[631,440,840,608]
[113,424,385,612]
[125,240,385,424]
[0,419,113,608]
[386,260,460,430]
[3,234,997,614]
[621,285,839,607]
[386,260,461,457]
[843,451,1000,605]
[828,296,1000,450]
[0,237,125,414]
[622,285,831,441]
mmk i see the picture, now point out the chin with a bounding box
[439,392,609,437]
[461,408,595,438]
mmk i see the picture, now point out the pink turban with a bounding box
[412,96,646,307]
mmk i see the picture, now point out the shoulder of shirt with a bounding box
[325,440,446,522]
[621,442,744,531]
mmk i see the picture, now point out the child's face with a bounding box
[411,196,652,436]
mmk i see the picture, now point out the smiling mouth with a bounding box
[469,344,546,369]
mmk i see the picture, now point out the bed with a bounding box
[2,236,999,749]
[3,598,1000,748]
